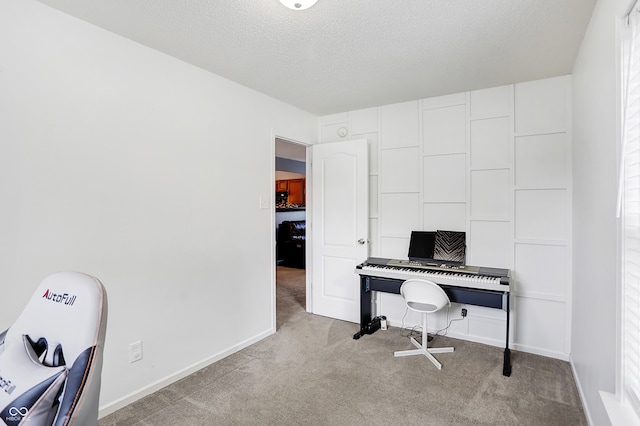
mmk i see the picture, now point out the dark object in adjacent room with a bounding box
[277,220,306,268]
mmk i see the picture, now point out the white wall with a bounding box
[571,0,628,424]
[0,0,317,415]
[320,76,573,360]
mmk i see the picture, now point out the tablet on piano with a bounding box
[408,231,436,261]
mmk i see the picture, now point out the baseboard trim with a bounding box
[570,355,595,426]
[98,327,275,418]
[510,342,570,361]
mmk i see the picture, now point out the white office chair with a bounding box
[0,272,108,426]
[394,279,454,369]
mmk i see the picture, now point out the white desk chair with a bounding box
[394,279,454,369]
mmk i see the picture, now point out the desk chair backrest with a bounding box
[400,279,451,314]
[0,272,107,426]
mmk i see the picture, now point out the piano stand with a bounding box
[356,273,512,377]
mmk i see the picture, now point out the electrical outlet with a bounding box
[461,308,468,318]
[129,340,143,363]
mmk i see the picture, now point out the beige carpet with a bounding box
[98,266,586,425]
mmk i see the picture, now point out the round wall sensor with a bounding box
[279,0,318,10]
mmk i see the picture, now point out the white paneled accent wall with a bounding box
[319,75,572,360]
[512,76,572,357]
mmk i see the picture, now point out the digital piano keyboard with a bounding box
[354,257,512,376]
[356,257,510,291]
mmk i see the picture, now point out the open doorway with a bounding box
[275,138,308,328]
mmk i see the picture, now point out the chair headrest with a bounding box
[5,272,107,367]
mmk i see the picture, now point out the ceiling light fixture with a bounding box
[279,0,318,10]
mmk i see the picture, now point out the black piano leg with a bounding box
[502,295,511,376]
[354,276,372,339]
[503,348,511,377]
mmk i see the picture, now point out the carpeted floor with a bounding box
[98,266,587,425]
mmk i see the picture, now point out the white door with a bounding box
[311,139,368,323]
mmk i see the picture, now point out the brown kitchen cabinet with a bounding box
[287,179,305,205]
[276,179,305,205]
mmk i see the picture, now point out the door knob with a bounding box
[358,239,367,245]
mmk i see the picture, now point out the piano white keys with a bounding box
[357,264,507,293]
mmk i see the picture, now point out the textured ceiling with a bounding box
[38,0,596,116]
